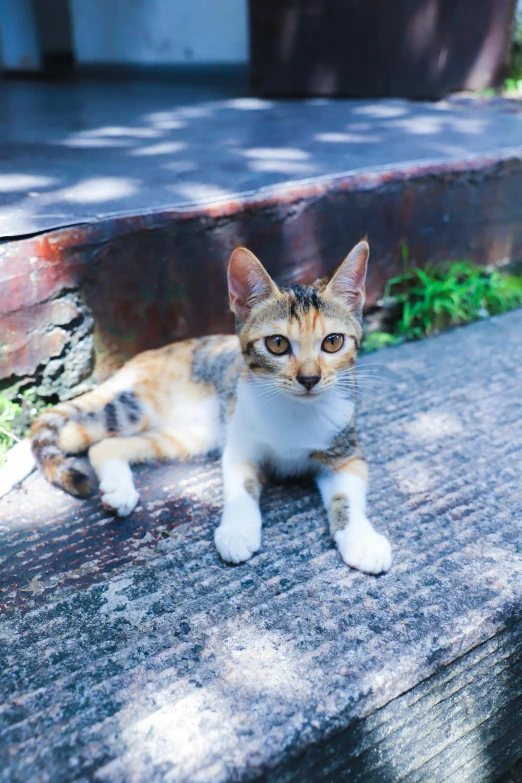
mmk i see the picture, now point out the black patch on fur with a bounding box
[104,402,118,434]
[33,431,58,447]
[66,467,95,498]
[244,340,277,372]
[118,391,141,424]
[310,423,362,467]
[246,344,279,373]
[283,284,322,318]
[192,337,243,421]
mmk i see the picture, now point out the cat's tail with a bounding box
[31,386,145,498]
[31,403,98,498]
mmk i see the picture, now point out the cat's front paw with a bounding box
[99,474,139,516]
[214,524,261,564]
[335,522,392,574]
[101,487,139,517]
[98,460,139,517]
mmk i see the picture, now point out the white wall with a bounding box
[70,0,249,66]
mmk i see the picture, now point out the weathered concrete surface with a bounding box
[1,310,522,782]
[2,78,522,238]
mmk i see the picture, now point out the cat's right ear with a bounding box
[228,247,278,321]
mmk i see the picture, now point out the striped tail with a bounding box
[30,403,97,498]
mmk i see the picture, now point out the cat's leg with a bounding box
[58,386,147,455]
[316,459,392,574]
[89,426,212,516]
[214,445,263,564]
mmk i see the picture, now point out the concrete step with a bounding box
[1,76,522,396]
[1,310,522,782]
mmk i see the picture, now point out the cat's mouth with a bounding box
[288,388,323,401]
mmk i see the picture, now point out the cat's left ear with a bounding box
[323,240,369,320]
[228,246,278,321]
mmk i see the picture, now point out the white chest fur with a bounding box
[228,378,354,476]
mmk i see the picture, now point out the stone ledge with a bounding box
[1,310,522,782]
[2,147,522,395]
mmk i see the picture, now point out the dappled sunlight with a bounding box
[389,114,488,136]
[58,137,137,149]
[0,174,58,192]
[151,118,188,130]
[248,159,316,175]
[142,111,187,129]
[174,106,215,120]
[223,97,274,110]
[404,411,464,441]
[240,146,311,174]
[169,182,235,202]
[389,115,445,135]
[58,177,139,203]
[129,141,187,157]
[390,455,438,495]
[242,147,310,161]
[315,132,382,144]
[98,621,316,781]
[1,78,522,235]
[354,103,409,119]
[450,117,489,134]
[0,201,54,234]
[77,125,163,139]
[242,146,316,174]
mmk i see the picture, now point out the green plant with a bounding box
[362,331,402,353]
[392,262,522,338]
[505,77,522,94]
[363,260,522,352]
[0,389,51,465]
[0,397,23,464]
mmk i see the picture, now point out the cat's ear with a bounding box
[323,240,369,319]
[228,247,278,321]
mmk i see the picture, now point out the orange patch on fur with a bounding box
[334,457,368,482]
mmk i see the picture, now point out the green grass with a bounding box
[0,389,51,466]
[505,77,522,95]
[363,261,522,353]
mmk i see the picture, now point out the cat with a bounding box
[20,240,392,573]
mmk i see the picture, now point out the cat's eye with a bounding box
[265,335,290,355]
[322,333,344,353]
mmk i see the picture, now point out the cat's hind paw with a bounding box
[214,524,261,564]
[335,523,392,574]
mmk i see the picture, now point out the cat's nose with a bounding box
[296,375,321,391]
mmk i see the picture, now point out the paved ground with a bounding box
[1,311,522,782]
[2,75,522,236]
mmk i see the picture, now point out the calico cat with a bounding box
[26,240,391,573]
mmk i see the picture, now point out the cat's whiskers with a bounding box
[252,386,284,401]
